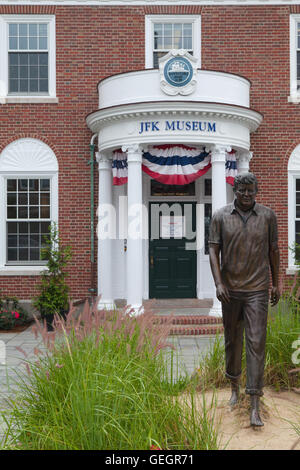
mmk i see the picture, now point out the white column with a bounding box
[96,152,115,310]
[237,150,253,174]
[122,143,144,315]
[208,145,231,317]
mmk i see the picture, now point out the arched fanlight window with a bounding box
[0,138,58,271]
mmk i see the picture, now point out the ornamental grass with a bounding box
[1,299,220,450]
[264,296,300,391]
[193,296,300,392]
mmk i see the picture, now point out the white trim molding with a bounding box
[288,143,300,270]
[0,14,57,104]
[2,1,300,5]
[0,138,59,273]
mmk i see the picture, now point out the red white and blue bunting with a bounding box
[111,145,237,186]
[112,149,128,186]
[225,150,237,186]
[142,145,211,185]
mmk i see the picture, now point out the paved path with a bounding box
[0,324,222,445]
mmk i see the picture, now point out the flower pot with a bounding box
[43,313,54,332]
[42,307,69,332]
[60,307,69,322]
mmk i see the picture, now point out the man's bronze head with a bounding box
[233,172,258,212]
[233,172,258,193]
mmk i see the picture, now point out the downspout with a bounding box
[88,133,98,294]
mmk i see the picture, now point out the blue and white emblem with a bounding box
[164,57,193,88]
[159,50,197,96]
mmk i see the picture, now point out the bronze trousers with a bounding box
[221,289,269,396]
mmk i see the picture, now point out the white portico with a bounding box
[86,51,262,316]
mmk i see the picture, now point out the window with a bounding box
[297,23,300,91]
[0,138,58,273]
[289,15,300,102]
[204,179,212,197]
[295,179,300,261]
[153,23,193,69]
[0,15,56,103]
[288,144,300,270]
[204,203,212,255]
[151,180,195,196]
[6,178,51,264]
[8,23,49,94]
[145,15,201,69]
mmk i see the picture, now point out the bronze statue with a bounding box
[209,172,280,427]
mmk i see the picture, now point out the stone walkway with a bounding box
[0,324,222,446]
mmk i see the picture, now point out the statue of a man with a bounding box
[208,172,280,426]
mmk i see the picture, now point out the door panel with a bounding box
[149,202,197,299]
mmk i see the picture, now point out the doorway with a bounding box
[149,201,197,298]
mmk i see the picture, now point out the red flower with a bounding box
[150,445,162,450]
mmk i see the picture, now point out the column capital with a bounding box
[207,144,232,163]
[121,143,143,163]
[237,150,253,165]
[96,152,111,170]
[237,150,253,174]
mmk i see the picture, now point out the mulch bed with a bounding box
[0,322,34,334]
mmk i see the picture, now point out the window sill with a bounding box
[288,95,300,104]
[286,267,300,275]
[0,97,59,104]
[0,266,48,276]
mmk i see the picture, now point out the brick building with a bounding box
[0,0,299,316]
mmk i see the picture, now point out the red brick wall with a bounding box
[0,4,298,299]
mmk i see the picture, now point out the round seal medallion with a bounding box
[163,57,193,88]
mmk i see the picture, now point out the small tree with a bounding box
[33,222,72,318]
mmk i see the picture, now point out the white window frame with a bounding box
[289,14,300,104]
[145,15,201,69]
[288,144,300,273]
[0,138,58,275]
[0,14,57,104]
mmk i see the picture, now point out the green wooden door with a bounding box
[149,202,197,298]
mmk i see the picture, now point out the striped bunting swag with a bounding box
[142,144,211,185]
[112,145,237,186]
[225,150,237,186]
[112,149,128,186]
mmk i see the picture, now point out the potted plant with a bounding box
[33,222,72,331]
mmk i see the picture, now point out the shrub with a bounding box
[1,300,220,450]
[33,222,72,318]
[0,293,30,330]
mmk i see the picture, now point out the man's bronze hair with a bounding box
[233,172,258,193]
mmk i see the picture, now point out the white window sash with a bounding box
[289,14,300,102]
[5,176,51,265]
[0,173,58,269]
[0,14,56,100]
[288,172,299,269]
[145,15,201,69]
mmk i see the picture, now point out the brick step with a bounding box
[144,299,213,308]
[155,315,223,325]
[155,315,224,335]
[169,325,224,336]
